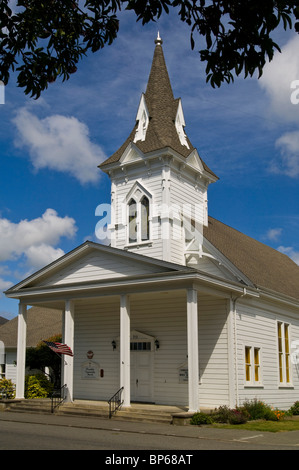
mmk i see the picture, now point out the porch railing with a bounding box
[108,387,124,418]
[51,384,67,413]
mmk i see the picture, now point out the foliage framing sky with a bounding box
[1,8,299,319]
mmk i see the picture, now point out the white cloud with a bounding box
[258,35,299,178]
[0,278,13,295]
[274,131,299,178]
[13,108,107,185]
[265,228,282,242]
[0,208,77,269]
[25,244,65,271]
[259,35,299,122]
[277,246,299,265]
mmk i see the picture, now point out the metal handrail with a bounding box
[51,384,67,413]
[108,387,124,418]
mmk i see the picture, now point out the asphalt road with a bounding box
[0,411,299,453]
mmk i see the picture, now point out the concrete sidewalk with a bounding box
[1,410,299,450]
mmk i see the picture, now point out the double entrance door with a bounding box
[130,331,154,402]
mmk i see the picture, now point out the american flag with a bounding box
[43,341,74,357]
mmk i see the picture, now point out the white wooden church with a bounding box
[5,35,299,412]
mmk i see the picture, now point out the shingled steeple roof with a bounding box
[100,35,216,178]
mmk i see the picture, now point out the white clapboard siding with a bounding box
[73,297,120,400]
[171,172,205,211]
[235,299,299,410]
[197,296,230,408]
[5,350,17,384]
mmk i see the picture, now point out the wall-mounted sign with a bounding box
[81,361,99,379]
[179,367,188,383]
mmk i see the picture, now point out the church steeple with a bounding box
[100,34,216,178]
[99,35,218,264]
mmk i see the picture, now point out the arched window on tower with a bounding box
[141,196,150,241]
[126,183,152,245]
[128,199,137,243]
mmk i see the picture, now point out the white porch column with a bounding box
[16,303,27,399]
[187,288,199,412]
[120,294,131,407]
[63,300,74,402]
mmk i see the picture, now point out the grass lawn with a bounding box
[211,417,299,433]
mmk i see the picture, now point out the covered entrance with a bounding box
[4,241,247,413]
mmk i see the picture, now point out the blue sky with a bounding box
[1,9,299,319]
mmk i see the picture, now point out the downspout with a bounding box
[231,288,247,408]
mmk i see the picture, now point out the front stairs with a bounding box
[1,399,191,424]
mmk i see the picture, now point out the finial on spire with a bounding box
[155,31,163,46]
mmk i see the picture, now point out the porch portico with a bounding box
[6,242,250,412]
[14,287,200,412]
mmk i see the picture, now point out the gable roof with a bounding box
[0,306,62,348]
[100,36,217,179]
[204,217,299,301]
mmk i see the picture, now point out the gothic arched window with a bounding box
[141,196,150,241]
[128,199,137,243]
[126,183,151,245]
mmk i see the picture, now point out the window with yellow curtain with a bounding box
[245,346,261,385]
[278,322,291,384]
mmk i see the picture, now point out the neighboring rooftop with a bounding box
[0,306,62,348]
[0,316,8,326]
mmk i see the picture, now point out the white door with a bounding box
[130,341,153,402]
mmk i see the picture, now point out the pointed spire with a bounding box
[155,31,163,46]
[144,32,174,120]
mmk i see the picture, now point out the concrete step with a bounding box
[57,403,172,423]
[5,399,52,414]
[114,411,172,424]
[56,403,109,419]
[3,399,188,424]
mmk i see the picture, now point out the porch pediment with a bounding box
[5,241,193,294]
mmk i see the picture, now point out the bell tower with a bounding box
[99,34,218,265]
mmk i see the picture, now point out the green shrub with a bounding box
[211,405,248,424]
[242,398,270,420]
[289,401,299,416]
[242,398,282,421]
[228,409,248,425]
[25,374,53,399]
[211,405,232,423]
[190,412,213,425]
[0,378,15,399]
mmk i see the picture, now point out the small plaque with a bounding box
[81,361,99,379]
